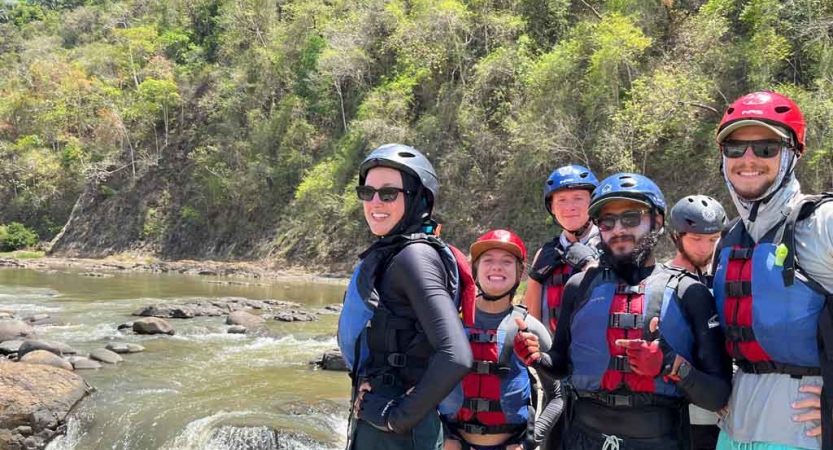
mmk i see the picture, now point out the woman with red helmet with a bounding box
[712,91,833,450]
[439,230,552,450]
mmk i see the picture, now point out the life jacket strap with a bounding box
[725,280,753,298]
[470,360,510,377]
[468,332,498,343]
[725,325,756,342]
[574,390,682,409]
[608,355,633,373]
[737,360,821,377]
[616,284,645,295]
[608,313,644,330]
[455,422,526,435]
[462,398,503,413]
[728,248,754,260]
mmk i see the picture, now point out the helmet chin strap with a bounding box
[475,280,520,302]
[564,219,593,239]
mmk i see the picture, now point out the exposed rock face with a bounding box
[132,298,301,319]
[0,361,89,449]
[132,318,175,335]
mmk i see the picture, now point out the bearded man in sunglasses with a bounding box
[513,173,732,450]
[712,91,833,450]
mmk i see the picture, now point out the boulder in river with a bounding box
[0,311,13,320]
[226,311,264,328]
[0,321,36,342]
[126,344,145,353]
[0,340,23,355]
[89,348,123,364]
[104,343,130,354]
[117,321,134,331]
[0,361,89,450]
[18,340,77,359]
[19,350,73,371]
[312,349,348,372]
[227,326,248,334]
[133,318,175,335]
[274,311,317,322]
[67,356,102,370]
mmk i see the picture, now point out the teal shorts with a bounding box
[717,431,813,450]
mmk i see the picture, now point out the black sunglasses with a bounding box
[720,139,790,159]
[355,185,411,202]
[596,210,647,232]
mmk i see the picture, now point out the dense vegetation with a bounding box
[1,0,832,269]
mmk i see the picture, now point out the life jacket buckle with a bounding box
[469,332,498,343]
[387,353,408,367]
[472,361,492,375]
[608,313,643,329]
[725,280,752,298]
[615,284,644,295]
[729,248,754,260]
[608,355,632,373]
[461,423,487,435]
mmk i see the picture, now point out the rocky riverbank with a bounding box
[0,291,348,449]
[0,256,350,285]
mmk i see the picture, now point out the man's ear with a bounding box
[654,215,664,232]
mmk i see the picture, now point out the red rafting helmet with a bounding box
[469,229,527,264]
[716,91,806,154]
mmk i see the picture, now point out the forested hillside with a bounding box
[1,0,831,269]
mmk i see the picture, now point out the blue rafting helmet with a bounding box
[589,173,667,229]
[359,143,440,211]
[543,165,599,215]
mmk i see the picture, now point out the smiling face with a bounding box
[723,125,783,200]
[475,248,520,297]
[550,189,592,232]
[598,199,655,257]
[362,167,406,237]
[679,232,721,269]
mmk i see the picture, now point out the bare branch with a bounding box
[579,0,603,21]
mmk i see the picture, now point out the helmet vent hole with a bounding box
[398,152,415,158]
[618,175,630,180]
[579,172,588,178]
[547,180,554,185]
[727,107,735,114]
[620,181,636,188]
[775,106,791,113]
[685,219,697,227]
[687,198,694,203]
[701,200,709,207]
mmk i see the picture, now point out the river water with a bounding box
[0,267,351,449]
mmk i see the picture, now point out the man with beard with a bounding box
[512,173,732,450]
[711,91,833,450]
[666,195,728,450]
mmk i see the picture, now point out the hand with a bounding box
[505,444,522,450]
[528,244,564,284]
[353,381,371,419]
[717,405,729,419]
[513,318,541,365]
[564,243,598,271]
[357,391,396,432]
[615,317,664,377]
[443,440,462,450]
[792,384,822,437]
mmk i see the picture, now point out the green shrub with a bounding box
[0,223,39,251]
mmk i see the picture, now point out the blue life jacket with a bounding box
[569,265,694,408]
[439,306,530,436]
[713,196,833,376]
[337,234,471,387]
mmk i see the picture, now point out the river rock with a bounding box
[227,325,247,334]
[132,298,303,320]
[133,317,175,335]
[89,348,123,364]
[23,314,50,324]
[274,311,317,322]
[78,272,113,278]
[18,340,77,358]
[20,350,73,371]
[126,344,145,353]
[0,311,13,320]
[226,311,264,327]
[0,340,23,355]
[314,349,348,371]
[0,361,89,450]
[104,343,130,354]
[0,321,36,342]
[117,321,134,330]
[67,356,102,370]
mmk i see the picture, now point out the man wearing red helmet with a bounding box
[440,230,552,450]
[712,91,833,450]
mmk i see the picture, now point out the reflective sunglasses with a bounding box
[596,210,647,232]
[355,185,411,202]
[719,139,789,159]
